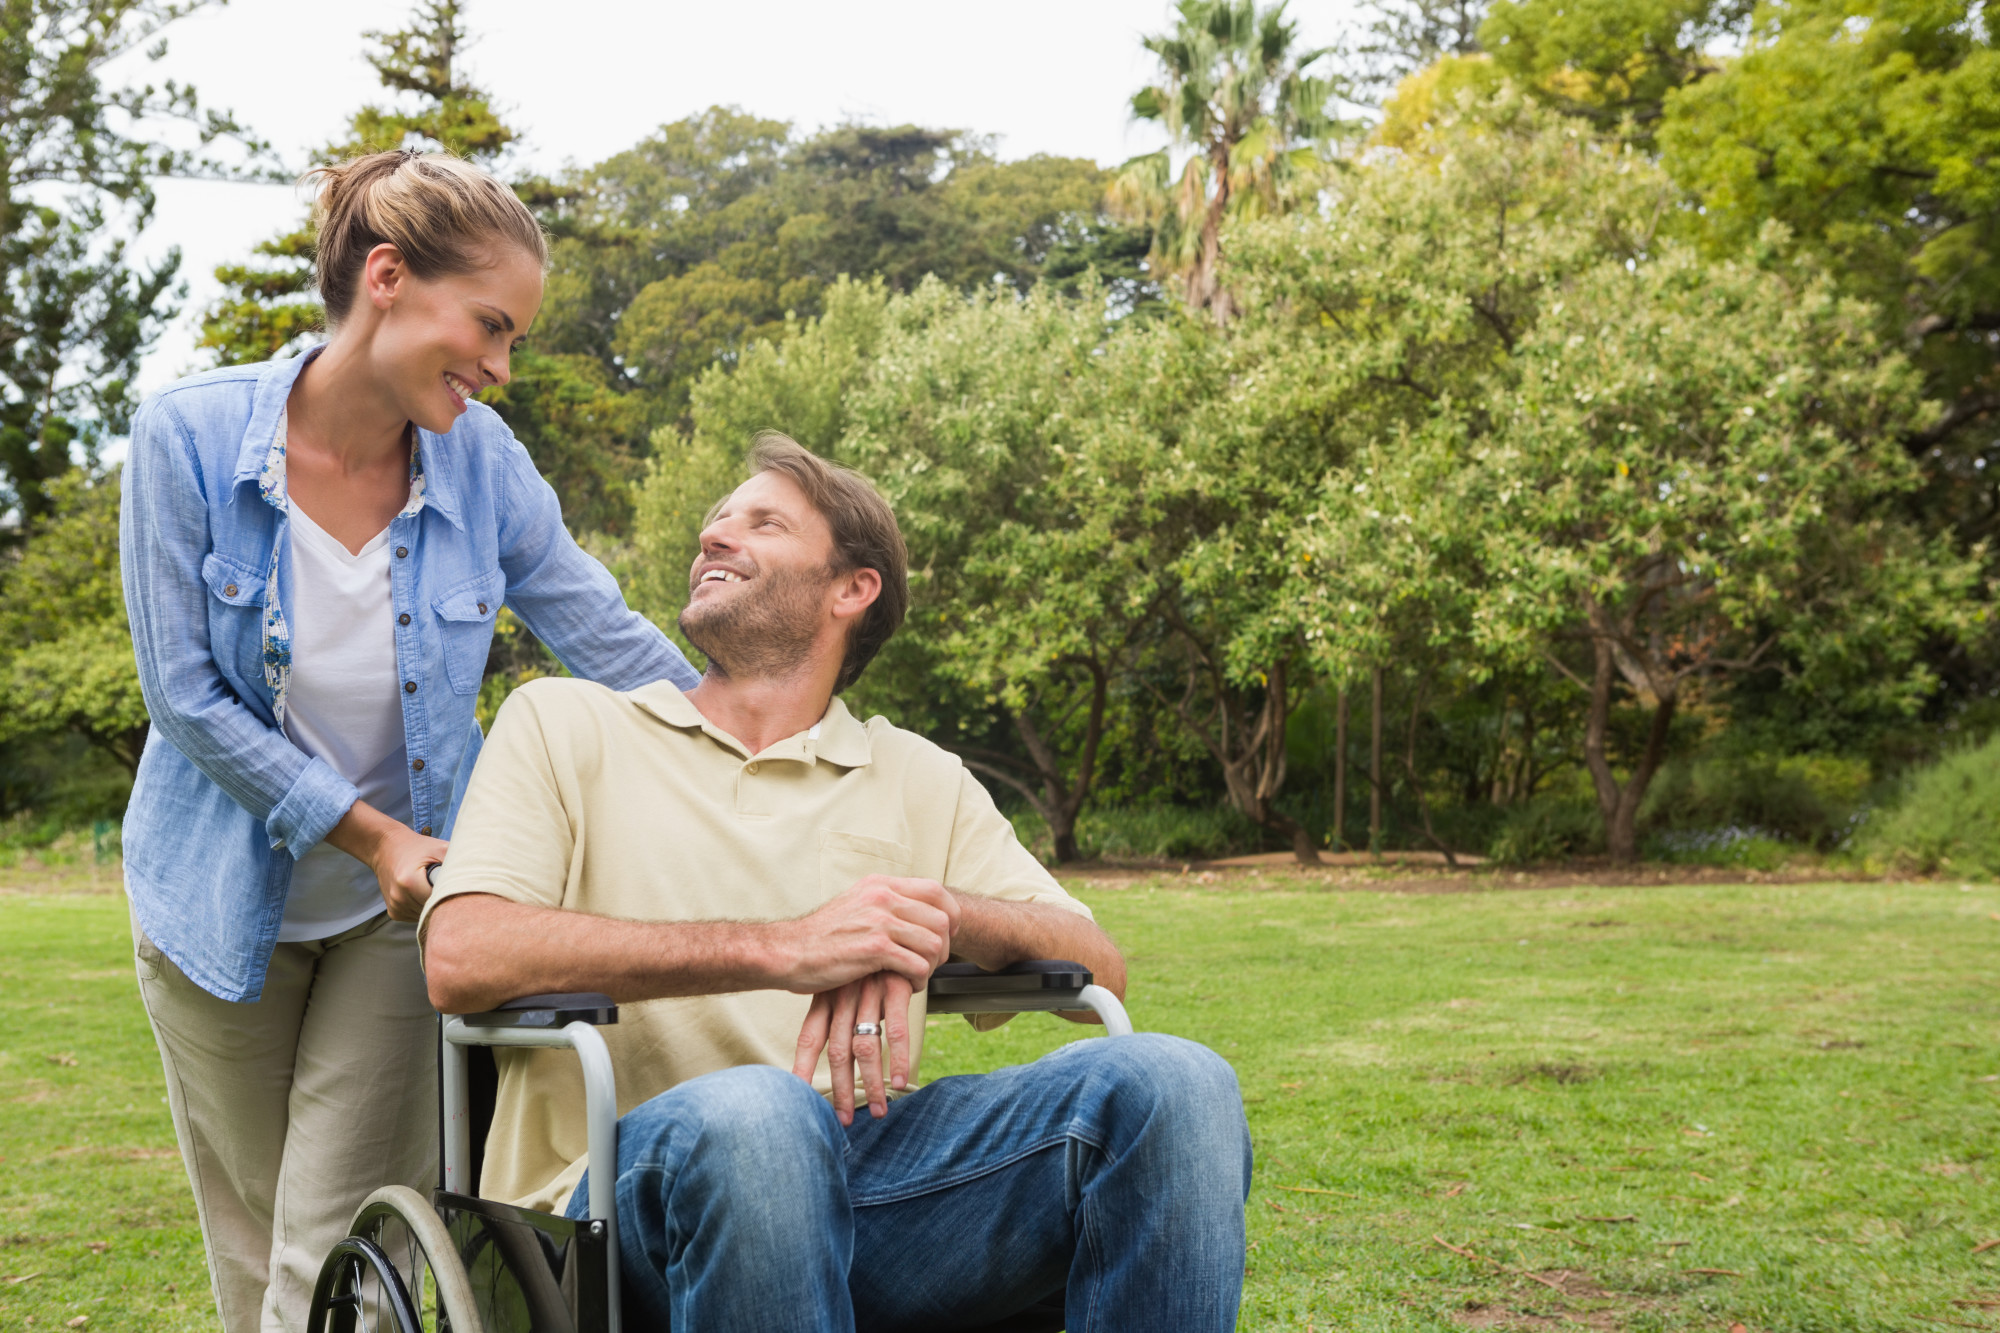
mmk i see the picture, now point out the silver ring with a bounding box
[853,1022,881,1038]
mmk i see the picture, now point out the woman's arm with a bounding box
[490,441,700,692]
[120,395,360,858]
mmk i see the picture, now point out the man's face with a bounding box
[679,470,840,680]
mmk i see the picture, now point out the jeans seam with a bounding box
[848,1128,1105,1209]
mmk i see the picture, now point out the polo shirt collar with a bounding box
[630,682,874,768]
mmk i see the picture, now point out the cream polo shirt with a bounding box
[418,676,1091,1212]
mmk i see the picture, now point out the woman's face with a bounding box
[361,242,545,434]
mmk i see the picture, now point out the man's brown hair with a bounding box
[744,432,909,692]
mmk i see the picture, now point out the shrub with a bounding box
[1640,753,1869,848]
[1009,803,1260,863]
[1643,826,1795,870]
[1852,734,2000,878]
[1490,797,1604,864]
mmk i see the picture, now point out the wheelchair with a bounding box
[305,960,1134,1333]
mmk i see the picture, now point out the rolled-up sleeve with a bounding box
[120,396,358,856]
[493,443,699,692]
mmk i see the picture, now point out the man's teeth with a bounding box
[701,570,745,584]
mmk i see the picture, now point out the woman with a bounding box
[119,149,698,1332]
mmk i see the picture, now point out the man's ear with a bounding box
[829,567,882,624]
[363,242,409,313]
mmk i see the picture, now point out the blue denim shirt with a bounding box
[120,349,700,1002]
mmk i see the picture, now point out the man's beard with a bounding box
[678,563,833,682]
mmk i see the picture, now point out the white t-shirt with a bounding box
[277,500,413,942]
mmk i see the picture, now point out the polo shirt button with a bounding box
[746,762,760,775]
[396,546,409,558]
[412,758,425,771]
[404,681,417,694]
[419,826,433,836]
[398,613,411,626]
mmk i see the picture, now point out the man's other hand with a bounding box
[791,970,914,1125]
[776,875,958,995]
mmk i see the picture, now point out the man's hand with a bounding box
[791,971,915,1125]
[773,876,959,994]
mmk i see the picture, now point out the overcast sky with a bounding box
[113,0,1355,396]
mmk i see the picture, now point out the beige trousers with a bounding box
[133,909,438,1333]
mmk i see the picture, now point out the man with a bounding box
[420,433,1251,1332]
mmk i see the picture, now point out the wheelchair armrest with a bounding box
[926,960,1091,1014]
[457,993,619,1029]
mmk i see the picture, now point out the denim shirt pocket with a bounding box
[432,571,503,695]
[201,551,268,689]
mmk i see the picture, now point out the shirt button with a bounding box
[412,758,425,771]
[223,583,238,597]
[477,602,488,614]
[404,681,417,694]
[398,613,411,626]
[396,546,409,558]
[746,762,760,775]
[419,826,433,836]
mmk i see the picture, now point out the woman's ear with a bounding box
[362,243,409,313]
[830,567,882,624]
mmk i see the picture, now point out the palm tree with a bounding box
[1113,0,1341,322]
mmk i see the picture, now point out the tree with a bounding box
[1251,108,1979,859]
[1350,0,1487,95]
[0,469,148,770]
[1113,0,1342,321]
[1480,0,1750,132]
[3,0,251,529]
[199,0,515,366]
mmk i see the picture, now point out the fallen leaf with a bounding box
[1430,1235,1566,1292]
[5,1273,41,1285]
[1951,1299,2000,1309]
[1274,1184,1362,1199]
[44,1054,76,1068]
[85,1241,108,1254]
[1973,1238,2000,1254]
[1578,1214,1638,1223]
[66,1319,88,1329]
[1730,1324,1748,1333]
[1441,1181,1469,1197]
[1685,1268,1742,1277]
[1691,1171,1716,1182]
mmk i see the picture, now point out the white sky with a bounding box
[113,0,1356,397]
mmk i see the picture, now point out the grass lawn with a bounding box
[3,873,1997,1330]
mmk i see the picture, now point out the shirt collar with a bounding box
[629,682,874,768]
[228,345,465,530]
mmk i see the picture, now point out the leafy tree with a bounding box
[3,0,250,529]
[1112,0,1342,321]
[1350,0,1487,94]
[0,469,147,770]
[199,0,514,367]
[1480,0,1750,132]
[1251,108,1979,859]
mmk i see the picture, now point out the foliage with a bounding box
[1852,730,2000,877]
[1,0,253,528]
[1112,0,1343,319]
[1255,104,1979,859]
[0,470,146,771]
[1640,752,1872,849]
[1488,794,1604,863]
[1480,0,1751,132]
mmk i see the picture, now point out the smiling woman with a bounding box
[117,149,699,1332]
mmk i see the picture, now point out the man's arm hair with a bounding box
[948,892,1127,1013]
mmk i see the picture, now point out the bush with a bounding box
[1009,803,1261,863]
[1642,826,1795,870]
[1852,734,2000,878]
[1640,753,1869,848]
[1490,797,1604,864]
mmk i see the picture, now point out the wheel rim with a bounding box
[309,1186,484,1333]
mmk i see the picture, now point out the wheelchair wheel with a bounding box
[308,1185,484,1333]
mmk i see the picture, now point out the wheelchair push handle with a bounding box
[458,993,620,1029]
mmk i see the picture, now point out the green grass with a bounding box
[5,879,1999,1331]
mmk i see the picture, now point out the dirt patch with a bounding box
[1445,1271,1661,1331]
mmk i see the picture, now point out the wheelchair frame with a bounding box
[312,961,1132,1333]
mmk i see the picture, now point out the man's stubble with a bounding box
[678,563,834,682]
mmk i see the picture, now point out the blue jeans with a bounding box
[564,1033,1252,1332]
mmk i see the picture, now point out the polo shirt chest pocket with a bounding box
[432,573,503,695]
[819,830,914,899]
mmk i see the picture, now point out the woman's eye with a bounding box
[482,321,501,335]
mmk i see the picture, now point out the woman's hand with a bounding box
[325,801,449,923]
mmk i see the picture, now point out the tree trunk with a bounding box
[952,661,1109,867]
[1582,637,1678,863]
[1332,687,1348,852]
[1369,666,1384,853]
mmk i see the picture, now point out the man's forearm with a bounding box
[949,894,1127,1000]
[425,893,786,1014]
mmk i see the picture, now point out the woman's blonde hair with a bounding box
[304,150,548,324]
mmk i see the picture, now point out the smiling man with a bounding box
[418,433,1251,1332]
